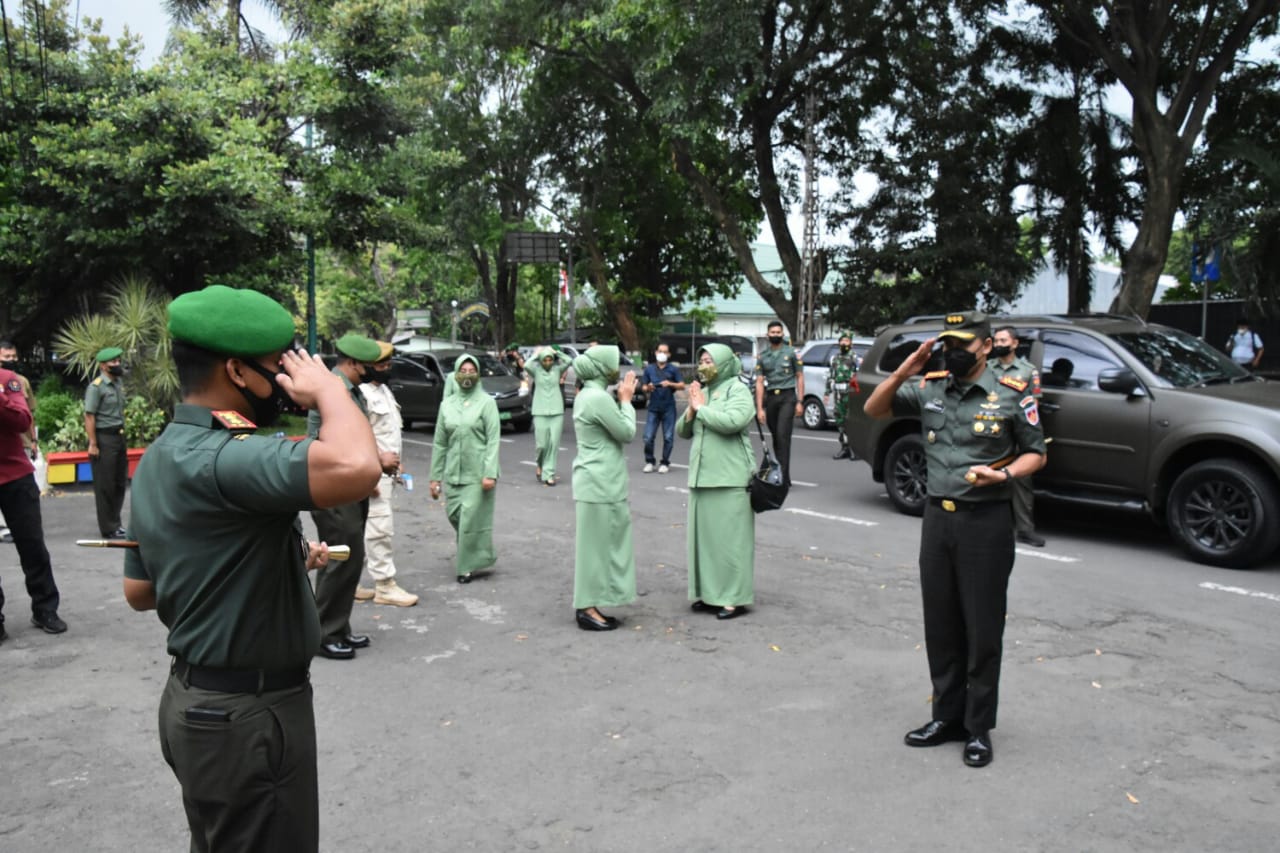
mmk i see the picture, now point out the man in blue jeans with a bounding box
[640,343,684,473]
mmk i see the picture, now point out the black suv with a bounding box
[845,315,1280,569]
[388,349,532,432]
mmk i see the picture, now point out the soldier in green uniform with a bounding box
[122,284,381,852]
[429,354,501,583]
[84,346,128,537]
[681,344,756,619]
[570,345,638,630]
[989,325,1045,547]
[525,345,573,485]
[829,332,860,460]
[864,311,1046,769]
[753,320,804,486]
[309,333,395,660]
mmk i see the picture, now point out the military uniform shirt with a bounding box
[829,350,858,389]
[892,367,1046,500]
[123,404,321,669]
[85,374,125,429]
[987,355,1040,397]
[307,367,368,437]
[753,344,801,389]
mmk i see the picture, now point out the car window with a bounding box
[803,344,833,365]
[1109,327,1249,388]
[877,331,942,374]
[391,359,428,381]
[1040,331,1124,391]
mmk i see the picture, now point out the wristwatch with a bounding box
[1003,468,1013,481]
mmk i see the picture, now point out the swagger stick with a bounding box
[77,540,351,562]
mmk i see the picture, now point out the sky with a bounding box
[74,0,284,65]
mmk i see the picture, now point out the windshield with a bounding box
[1110,328,1251,388]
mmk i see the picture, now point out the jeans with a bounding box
[643,407,676,465]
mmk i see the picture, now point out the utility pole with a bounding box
[798,90,820,345]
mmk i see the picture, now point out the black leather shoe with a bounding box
[318,641,355,660]
[716,605,748,620]
[832,448,851,459]
[1016,531,1046,547]
[0,624,7,644]
[111,527,128,539]
[457,573,473,584]
[344,634,370,649]
[690,600,715,613]
[576,609,616,631]
[903,719,967,747]
[963,732,993,767]
[31,611,67,634]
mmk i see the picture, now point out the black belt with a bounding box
[97,427,123,435]
[929,497,1008,513]
[173,658,309,694]
[768,388,795,395]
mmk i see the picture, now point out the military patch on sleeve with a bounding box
[211,410,258,431]
[1031,370,1041,397]
[923,370,950,380]
[1020,395,1040,427]
[6,379,21,393]
[999,375,1028,392]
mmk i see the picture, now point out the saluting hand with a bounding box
[898,337,938,377]
[276,349,343,411]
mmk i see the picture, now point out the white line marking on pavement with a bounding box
[1199,581,1280,604]
[791,481,818,487]
[1014,549,1080,563]
[664,486,690,495]
[784,508,877,527]
[403,437,432,446]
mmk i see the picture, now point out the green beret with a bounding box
[335,333,381,362]
[96,347,123,362]
[168,285,296,356]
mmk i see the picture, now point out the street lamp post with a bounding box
[450,300,459,344]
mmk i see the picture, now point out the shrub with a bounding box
[124,396,166,447]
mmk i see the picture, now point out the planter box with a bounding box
[46,448,147,485]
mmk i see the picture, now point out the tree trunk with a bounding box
[1110,148,1180,317]
[584,241,640,352]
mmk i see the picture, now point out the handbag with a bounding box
[747,420,788,513]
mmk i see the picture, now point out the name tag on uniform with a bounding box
[924,399,945,413]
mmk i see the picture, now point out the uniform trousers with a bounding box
[918,499,1014,734]
[93,430,128,535]
[833,389,851,452]
[310,498,368,643]
[763,388,796,485]
[1011,476,1036,536]
[363,475,396,582]
[0,473,60,623]
[573,500,636,609]
[533,413,564,483]
[159,674,317,853]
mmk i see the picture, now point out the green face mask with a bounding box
[607,369,620,383]
[456,373,478,390]
[696,363,718,383]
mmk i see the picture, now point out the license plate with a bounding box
[499,411,511,421]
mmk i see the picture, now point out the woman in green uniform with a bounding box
[570,346,638,631]
[525,345,573,485]
[677,344,756,619]
[429,354,500,583]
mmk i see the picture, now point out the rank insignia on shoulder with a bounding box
[999,376,1028,392]
[92,377,103,386]
[212,410,258,431]
[923,370,949,380]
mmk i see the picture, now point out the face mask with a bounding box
[944,347,979,377]
[839,344,851,354]
[655,352,668,364]
[0,360,17,370]
[456,373,478,390]
[990,345,1012,358]
[607,370,620,384]
[768,335,783,345]
[239,360,295,427]
[369,367,390,384]
[696,363,718,383]
[107,365,124,377]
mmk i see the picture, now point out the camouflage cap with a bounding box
[937,311,992,342]
[167,285,296,356]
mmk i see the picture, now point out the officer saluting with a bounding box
[864,311,1046,768]
[121,285,381,851]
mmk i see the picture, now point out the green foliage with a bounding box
[46,400,87,453]
[124,395,168,447]
[33,391,79,443]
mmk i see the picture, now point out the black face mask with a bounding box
[839,344,851,354]
[768,335,783,345]
[369,367,390,385]
[107,365,125,377]
[0,360,17,371]
[239,359,298,427]
[944,347,979,378]
[990,345,1013,358]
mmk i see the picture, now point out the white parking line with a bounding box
[664,486,690,495]
[1199,581,1280,604]
[784,508,877,527]
[1014,549,1080,563]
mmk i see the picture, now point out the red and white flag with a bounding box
[559,267,570,298]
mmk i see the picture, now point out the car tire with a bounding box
[802,397,825,430]
[1166,459,1280,568]
[511,416,532,434]
[884,432,928,517]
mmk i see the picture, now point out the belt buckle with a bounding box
[941,499,956,512]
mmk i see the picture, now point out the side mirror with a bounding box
[1097,367,1144,396]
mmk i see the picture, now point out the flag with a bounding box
[559,267,570,298]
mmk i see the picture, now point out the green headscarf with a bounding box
[695,343,741,388]
[572,345,620,385]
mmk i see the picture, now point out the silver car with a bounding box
[794,337,874,429]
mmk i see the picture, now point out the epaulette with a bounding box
[999,375,1028,392]
[92,377,103,386]
[923,370,949,380]
[211,410,258,431]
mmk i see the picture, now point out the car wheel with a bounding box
[1167,459,1280,568]
[884,433,927,517]
[802,397,825,430]
[511,416,532,434]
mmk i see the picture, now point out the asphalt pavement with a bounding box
[2,411,1278,852]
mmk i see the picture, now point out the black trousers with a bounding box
[310,499,368,643]
[763,388,796,486]
[159,674,318,853]
[0,473,60,623]
[93,430,128,535]
[918,500,1015,734]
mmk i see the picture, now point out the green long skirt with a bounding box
[534,413,564,483]
[687,487,754,607]
[573,501,636,609]
[446,482,496,574]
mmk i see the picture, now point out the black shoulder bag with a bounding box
[747,420,788,513]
